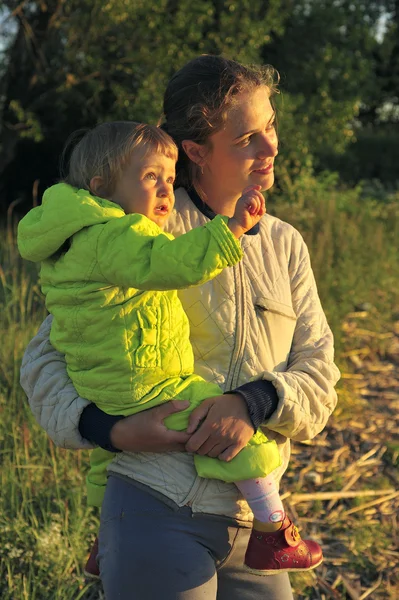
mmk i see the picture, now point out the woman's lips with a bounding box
[253,163,274,174]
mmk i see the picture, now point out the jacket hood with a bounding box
[18,183,124,262]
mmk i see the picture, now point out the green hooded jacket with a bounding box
[18,183,243,415]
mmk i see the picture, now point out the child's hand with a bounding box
[228,186,266,238]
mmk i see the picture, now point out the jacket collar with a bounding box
[186,187,260,236]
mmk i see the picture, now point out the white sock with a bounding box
[235,474,285,524]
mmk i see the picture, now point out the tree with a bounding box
[0,0,288,208]
[0,0,396,208]
[263,0,390,181]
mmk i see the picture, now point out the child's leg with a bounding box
[165,380,322,575]
[235,474,323,575]
[84,448,115,579]
[163,377,282,482]
[235,474,285,532]
[86,447,115,508]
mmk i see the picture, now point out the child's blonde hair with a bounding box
[62,122,178,195]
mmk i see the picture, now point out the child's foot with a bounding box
[244,517,323,576]
[84,536,100,579]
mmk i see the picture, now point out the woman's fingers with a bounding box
[201,442,226,459]
[156,399,190,422]
[110,394,254,457]
[185,394,254,457]
[110,401,191,453]
[186,401,211,434]
[185,404,215,452]
[218,444,243,462]
[193,436,223,457]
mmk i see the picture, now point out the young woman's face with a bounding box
[201,86,278,199]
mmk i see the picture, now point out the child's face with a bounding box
[110,147,176,228]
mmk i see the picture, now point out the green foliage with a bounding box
[8,101,44,142]
[332,124,399,184]
[269,173,399,349]
[265,0,389,177]
[1,0,396,202]
[0,220,99,599]
[1,0,288,139]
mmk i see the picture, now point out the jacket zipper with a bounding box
[225,261,247,391]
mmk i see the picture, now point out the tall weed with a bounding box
[0,217,97,599]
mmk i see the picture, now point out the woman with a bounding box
[21,55,340,600]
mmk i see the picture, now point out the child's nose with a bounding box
[158,182,171,197]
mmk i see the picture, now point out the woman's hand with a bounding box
[109,400,191,453]
[185,394,255,461]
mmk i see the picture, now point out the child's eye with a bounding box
[144,172,157,180]
[167,176,175,184]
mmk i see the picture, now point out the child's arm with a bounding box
[96,213,240,290]
[96,187,265,291]
[228,186,266,238]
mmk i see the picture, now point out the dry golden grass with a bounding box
[1,179,398,598]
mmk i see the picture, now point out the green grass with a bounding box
[1,178,398,598]
[270,172,399,348]
[0,223,98,598]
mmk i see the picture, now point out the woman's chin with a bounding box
[250,173,274,192]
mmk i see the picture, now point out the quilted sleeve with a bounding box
[96,213,242,290]
[20,314,94,449]
[260,232,341,442]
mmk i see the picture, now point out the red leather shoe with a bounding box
[244,517,323,576]
[84,536,100,579]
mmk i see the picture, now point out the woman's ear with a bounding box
[89,175,106,197]
[181,140,207,166]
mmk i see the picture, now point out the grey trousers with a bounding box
[99,475,294,600]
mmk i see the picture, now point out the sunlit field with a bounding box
[1,177,398,599]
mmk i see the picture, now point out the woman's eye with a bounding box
[238,136,252,147]
[144,172,157,180]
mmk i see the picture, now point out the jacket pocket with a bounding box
[135,307,161,368]
[254,297,297,369]
[254,297,297,321]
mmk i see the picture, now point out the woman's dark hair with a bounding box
[161,55,279,189]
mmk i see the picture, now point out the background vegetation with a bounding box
[0,0,398,598]
[0,0,399,208]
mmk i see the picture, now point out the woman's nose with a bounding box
[256,134,278,159]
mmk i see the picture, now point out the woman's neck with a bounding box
[194,178,240,218]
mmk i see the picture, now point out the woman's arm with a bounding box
[257,232,340,441]
[21,315,94,449]
[21,315,191,451]
[186,230,340,457]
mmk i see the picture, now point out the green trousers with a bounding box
[86,379,281,507]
